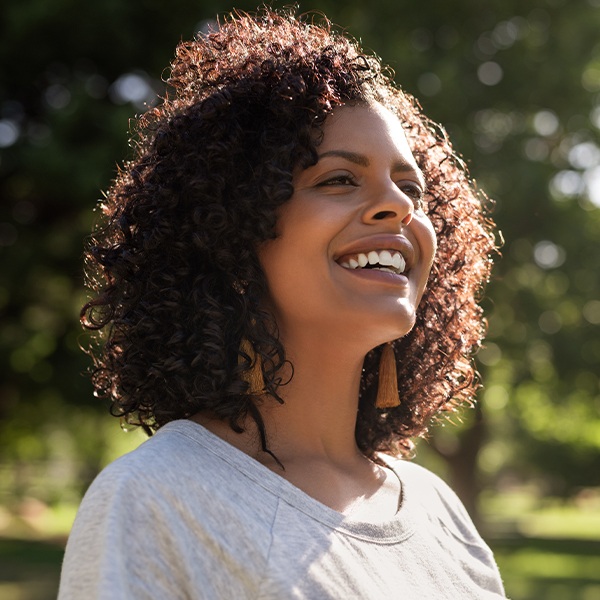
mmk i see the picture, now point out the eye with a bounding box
[397,180,425,210]
[317,173,358,187]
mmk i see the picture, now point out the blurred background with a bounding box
[1,0,599,598]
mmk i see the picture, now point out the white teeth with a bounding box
[339,249,406,273]
[367,251,380,265]
[392,253,405,271]
[378,250,393,266]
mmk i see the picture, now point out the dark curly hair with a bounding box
[82,8,496,459]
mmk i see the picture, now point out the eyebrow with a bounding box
[318,150,370,167]
[317,150,426,187]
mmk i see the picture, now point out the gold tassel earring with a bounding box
[376,342,400,409]
[239,338,265,395]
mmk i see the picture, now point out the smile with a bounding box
[337,249,406,275]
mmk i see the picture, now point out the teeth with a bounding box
[339,250,406,273]
[379,250,393,266]
[392,253,405,271]
[367,251,380,265]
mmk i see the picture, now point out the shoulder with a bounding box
[83,419,278,516]
[380,458,505,597]
[60,420,278,599]
[389,458,457,496]
[68,419,284,556]
[388,458,464,505]
[385,457,485,546]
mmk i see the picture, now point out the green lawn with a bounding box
[0,538,63,600]
[483,488,600,599]
[492,537,600,600]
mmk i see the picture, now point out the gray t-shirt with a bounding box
[58,420,506,599]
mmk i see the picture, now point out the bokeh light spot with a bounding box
[477,61,503,86]
[583,300,600,325]
[533,240,566,269]
[533,110,559,136]
[0,119,19,147]
[417,72,442,96]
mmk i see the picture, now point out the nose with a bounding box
[362,180,413,226]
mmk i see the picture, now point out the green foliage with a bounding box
[1,0,599,506]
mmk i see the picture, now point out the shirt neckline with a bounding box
[160,419,418,543]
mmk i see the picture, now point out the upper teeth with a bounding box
[340,250,406,273]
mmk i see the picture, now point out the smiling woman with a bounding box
[58,7,504,599]
[258,104,437,354]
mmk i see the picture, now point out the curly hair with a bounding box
[82,8,497,459]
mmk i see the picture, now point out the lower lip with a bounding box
[339,265,410,286]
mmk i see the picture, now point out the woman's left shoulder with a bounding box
[381,455,452,492]
[381,456,482,537]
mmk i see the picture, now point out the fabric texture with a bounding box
[58,419,506,599]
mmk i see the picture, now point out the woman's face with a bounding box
[258,103,437,349]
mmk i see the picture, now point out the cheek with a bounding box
[413,215,437,267]
[257,229,314,309]
[424,221,437,265]
[258,240,288,292]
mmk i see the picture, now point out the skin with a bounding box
[193,103,437,522]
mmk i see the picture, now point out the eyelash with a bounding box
[318,174,357,187]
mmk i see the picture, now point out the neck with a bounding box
[263,344,364,464]
[189,332,407,519]
[194,330,373,468]
[251,323,379,469]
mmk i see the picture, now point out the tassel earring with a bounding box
[239,338,265,395]
[376,343,400,409]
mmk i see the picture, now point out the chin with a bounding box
[372,309,417,344]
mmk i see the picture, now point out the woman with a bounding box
[59,9,505,599]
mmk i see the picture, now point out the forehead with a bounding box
[315,103,422,180]
[320,103,414,156]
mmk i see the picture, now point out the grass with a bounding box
[491,537,600,600]
[0,538,63,600]
[0,502,73,600]
[1,489,599,599]
[482,487,600,599]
